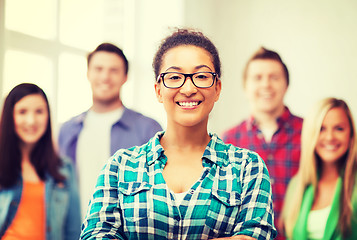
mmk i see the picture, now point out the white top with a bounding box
[261,128,275,143]
[76,108,123,219]
[174,191,188,205]
[307,205,331,240]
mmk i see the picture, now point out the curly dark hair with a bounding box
[152,28,221,80]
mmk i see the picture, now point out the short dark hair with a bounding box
[243,47,289,86]
[87,43,129,74]
[0,83,64,188]
[153,28,221,80]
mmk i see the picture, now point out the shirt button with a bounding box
[227,199,230,204]
[189,189,195,194]
[174,215,180,221]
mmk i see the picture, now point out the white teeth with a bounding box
[179,102,199,107]
[324,144,338,150]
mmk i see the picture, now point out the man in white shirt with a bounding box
[58,43,162,218]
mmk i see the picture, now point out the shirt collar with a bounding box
[111,107,130,129]
[247,106,292,130]
[276,106,293,128]
[202,133,229,167]
[73,111,87,125]
[74,106,127,126]
[146,132,229,168]
[146,131,165,166]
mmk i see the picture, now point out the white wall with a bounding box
[183,0,357,136]
[2,0,357,136]
[122,0,185,130]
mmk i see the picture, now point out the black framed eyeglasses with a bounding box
[157,72,218,89]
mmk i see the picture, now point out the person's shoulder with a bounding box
[218,140,269,180]
[290,113,303,123]
[58,156,76,177]
[59,111,87,130]
[124,108,157,121]
[229,144,261,163]
[110,138,152,164]
[215,135,261,164]
[221,120,249,140]
[45,157,77,188]
[225,120,248,132]
[123,108,162,129]
[285,107,303,122]
[287,112,303,132]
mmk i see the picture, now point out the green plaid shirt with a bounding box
[80,132,276,240]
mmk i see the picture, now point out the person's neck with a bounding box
[91,99,123,113]
[252,105,285,130]
[162,124,211,151]
[320,163,339,182]
[20,142,34,158]
[21,147,41,183]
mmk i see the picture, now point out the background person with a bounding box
[0,83,81,240]
[222,47,303,239]
[58,43,162,218]
[80,28,276,239]
[281,97,357,239]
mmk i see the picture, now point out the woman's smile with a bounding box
[155,45,221,128]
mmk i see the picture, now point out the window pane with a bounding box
[5,0,57,39]
[59,0,124,50]
[58,53,91,123]
[2,50,54,100]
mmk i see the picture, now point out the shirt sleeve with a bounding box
[233,151,277,240]
[63,158,82,240]
[80,157,125,240]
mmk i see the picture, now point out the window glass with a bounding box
[3,50,54,100]
[57,52,91,123]
[5,0,57,39]
[60,0,105,50]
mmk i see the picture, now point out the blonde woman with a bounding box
[281,97,357,239]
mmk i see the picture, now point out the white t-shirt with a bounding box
[307,205,331,240]
[76,108,123,219]
[260,128,276,143]
[174,191,188,205]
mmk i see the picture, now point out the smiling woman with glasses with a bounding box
[81,28,277,240]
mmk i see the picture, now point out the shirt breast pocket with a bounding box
[206,188,241,236]
[118,182,152,222]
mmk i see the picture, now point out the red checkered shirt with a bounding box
[222,107,303,240]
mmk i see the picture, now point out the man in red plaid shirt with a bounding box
[222,47,303,240]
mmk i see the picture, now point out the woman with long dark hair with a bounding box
[0,83,81,239]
